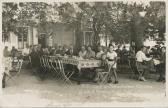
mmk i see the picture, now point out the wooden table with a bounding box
[49,56,102,84]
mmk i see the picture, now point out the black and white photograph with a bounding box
[0,0,167,107]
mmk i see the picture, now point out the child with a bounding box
[106,45,118,84]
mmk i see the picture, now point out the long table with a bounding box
[48,56,102,83]
[49,56,101,72]
[62,58,101,70]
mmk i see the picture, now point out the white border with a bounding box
[0,0,167,107]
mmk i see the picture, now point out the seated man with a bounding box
[62,45,69,56]
[22,45,30,59]
[55,45,63,55]
[66,45,75,56]
[85,46,95,59]
[49,47,56,55]
[106,45,118,84]
[96,46,104,59]
[78,45,87,59]
[42,47,50,55]
[136,46,152,81]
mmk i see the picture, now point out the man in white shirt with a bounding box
[106,45,118,84]
[22,45,30,56]
[22,45,31,68]
[136,46,152,81]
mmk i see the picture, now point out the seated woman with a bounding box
[85,46,95,59]
[96,46,104,60]
[78,45,87,59]
[79,46,96,80]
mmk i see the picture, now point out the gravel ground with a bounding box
[0,69,167,107]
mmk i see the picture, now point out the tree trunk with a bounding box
[132,16,146,52]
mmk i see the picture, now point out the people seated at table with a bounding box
[42,47,50,55]
[66,45,75,56]
[136,46,152,81]
[49,46,56,55]
[55,45,64,55]
[96,46,104,59]
[79,45,87,59]
[155,46,166,82]
[85,46,95,59]
[62,45,69,56]
[106,45,118,84]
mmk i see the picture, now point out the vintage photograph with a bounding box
[1,0,167,107]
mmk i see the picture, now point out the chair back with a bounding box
[42,55,47,68]
[57,58,65,74]
[46,56,51,69]
[128,57,139,74]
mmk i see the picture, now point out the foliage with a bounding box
[2,2,166,47]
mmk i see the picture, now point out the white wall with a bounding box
[2,32,18,50]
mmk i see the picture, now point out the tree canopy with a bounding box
[2,1,166,48]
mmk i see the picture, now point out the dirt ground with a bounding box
[0,68,167,107]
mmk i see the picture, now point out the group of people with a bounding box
[2,43,166,88]
[135,45,166,82]
[28,44,119,84]
[77,45,118,84]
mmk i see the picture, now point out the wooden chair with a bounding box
[39,56,48,79]
[57,58,74,84]
[95,60,112,84]
[50,57,63,80]
[42,56,53,78]
[128,57,144,80]
[6,58,23,82]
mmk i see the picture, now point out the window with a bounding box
[83,31,93,46]
[16,27,28,49]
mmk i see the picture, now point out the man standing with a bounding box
[136,46,152,81]
[156,47,166,82]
